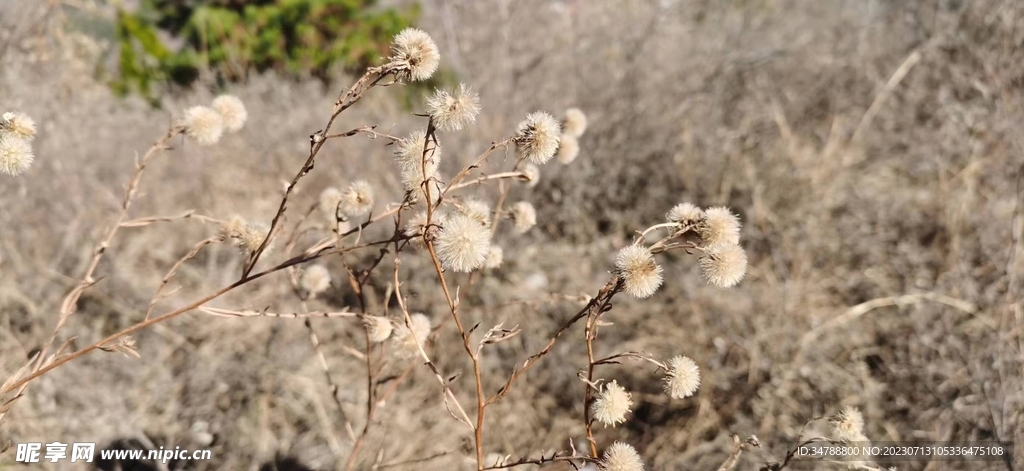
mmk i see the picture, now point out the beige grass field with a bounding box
[1,0,1022,470]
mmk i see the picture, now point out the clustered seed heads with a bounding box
[184,95,247,146]
[426,83,481,132]
[615,245,664,298]
[592,380,633,427]
[666,202,704,225]
[300,264,332,298]
[434,213,492,272]
[698,243,748,288]
[0,111,36,176]
[389,28,440,82]
[660,202,749,288]
[391,313,431,358]
[600,442,644,471]
[663,355,701,399]
[515,111,562,164]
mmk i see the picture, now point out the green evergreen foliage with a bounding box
[113,0,419,101]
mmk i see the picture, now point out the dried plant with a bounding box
[0,26,757,471]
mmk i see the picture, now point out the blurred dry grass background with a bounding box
[2,0,1023,469]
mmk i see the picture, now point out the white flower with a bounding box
[183,106,224,145]
[615,245,663,298]
[663,356,700,399]
[515,112,561,164]
[212,95,247,132]
[426,83,481,131]
[434,214,491,272]
[592,380,632,427]
[389,28,440,82]
[0,133,34,176]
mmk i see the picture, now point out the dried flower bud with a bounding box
[391,313,431,358]
[300,264,332,298]
[698,243,747,288]
[615,245,663,298]
[340,180,374,217]
[212,95,247,132]
[663,355,700,399]
[522,163,540,187]
[320,187,343,221]
[426,83,481,132]
[183,106,224,146]
[563,107,588,138]
[509,201,537,234]
[484,246,504,269]
[2,111,37,141]
[556,133,580,164]
[0,134,34,176]
[829,406,867,443]
[389,28,440,82]
[600,442,643,471]
[592,380,632,427]
[435,213,492,272]
[696,206,741,248]
[515,111,561,164]
[394,129,441,191]
[666,203,704,225]
[363,316,394,343]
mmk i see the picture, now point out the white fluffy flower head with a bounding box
[563,107,588,138]
[600,442,643,471]
[697,206,741,248]
[2,111,37,141]
[212,95,247,132]
[340,180,374,216]
[698,243,747,288]
[522,163,540,187]
[663,355,700,399]
[394,129,441,191]
[484,246,504,269]
[183,106,224,146]
[391,313,431,358]
[592,380,632,427]
[666,203,704,225]
[615,245,663,298]
[434,213,492,272]
[510,201,537,234]
[0,134,34,176]
[427,83,481,132]
[556,133,580,164]
[515,112,561,164]
[830,406,867,443]
[320,187,343,221]
[300,264,332,298]
[363,316,394,343]
[389,28,440,82]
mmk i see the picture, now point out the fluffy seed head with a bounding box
[592,380,632,427]
[484,246,504,269]
[600,442,644,471]
[222,216,273,256]
[394,129,441,191]
[389,28,440,82]
[615,245,663,298]
[392,313,431,358]
[211,95,247,132]
[300,264,332,298]
[522,163,540,187]
[434,214,492,272]
[666,203,704,225]
[0,134,34,176]
[556,133,580,164]
[510,201,537,234]
[515,112,561,164]
[698,243,747,288]
[340,180,374,216]
[2,111,37,141]
[663,356,700,399]
[363,316,394,343]
[183,106,224,146]
[426,83,481,132]
[563,107,588,138]
[697,207,741,248]
[460,198,492,227]
[320,187,343,221]
[830,406,867,443]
